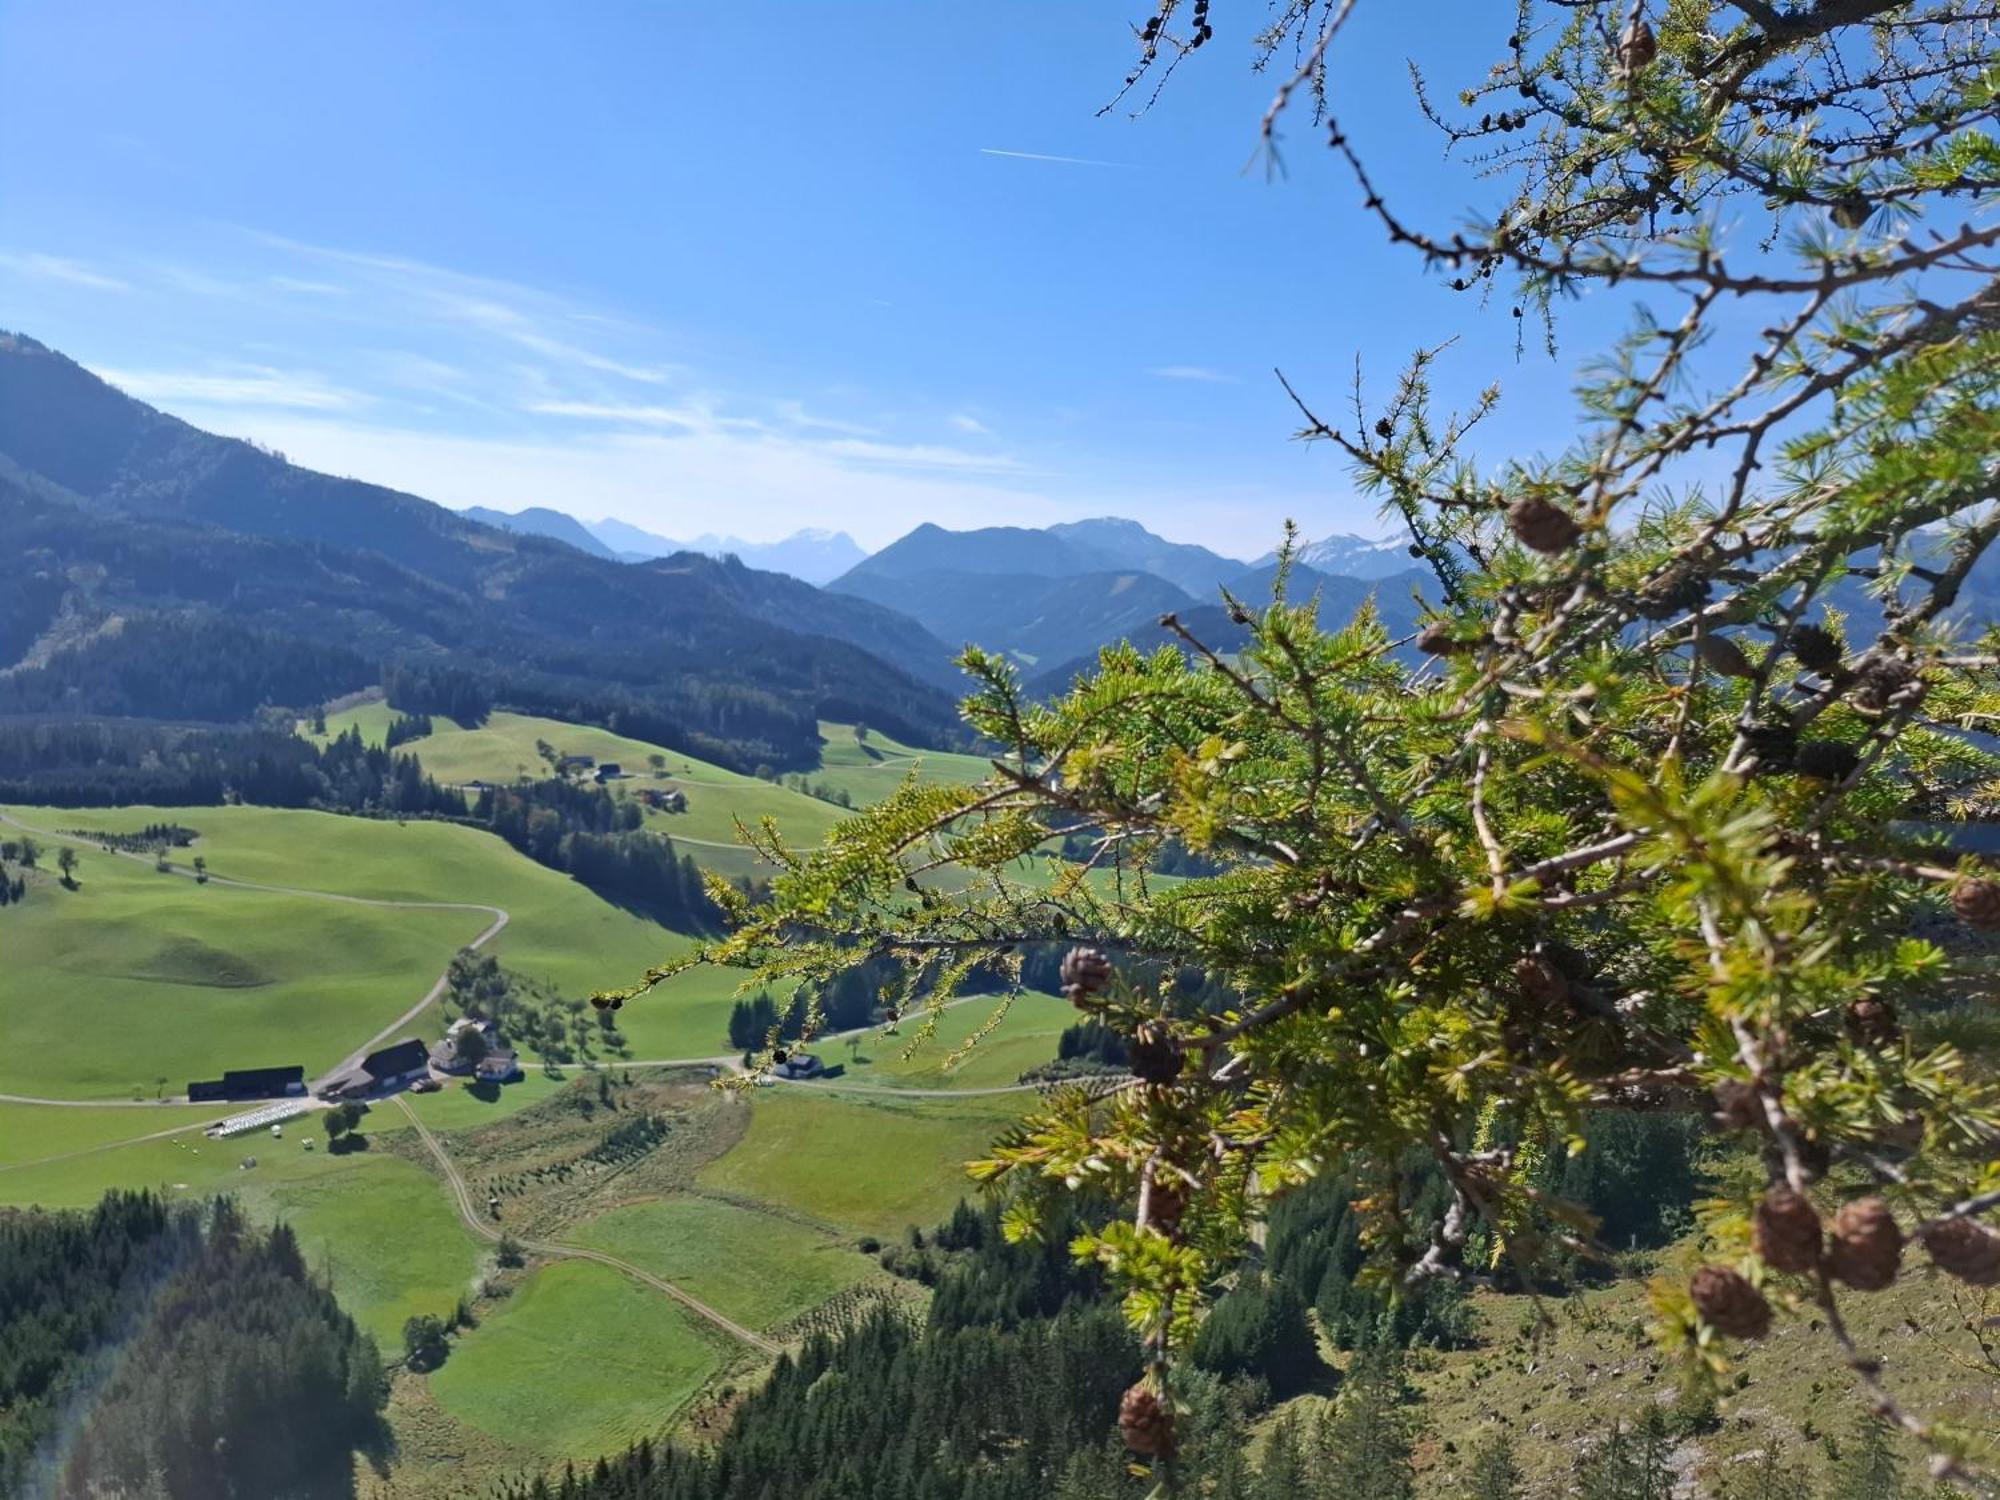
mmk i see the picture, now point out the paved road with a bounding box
[393,1096,782,1357]
[0,808,509,1105]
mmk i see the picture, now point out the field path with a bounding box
[392,1096,782,1357]
[0,808,509,1104]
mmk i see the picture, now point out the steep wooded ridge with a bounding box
[0,332,963,769]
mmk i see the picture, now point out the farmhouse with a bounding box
[772,1053,824,1080]
[317,1037,431,1100]
[593,762,623,783]
[428,1016,523,1083]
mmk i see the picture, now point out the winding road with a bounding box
[0,807,509,1107]
[393,1096,781,1356]
[0,804,1055,1348]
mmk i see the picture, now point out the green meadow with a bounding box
[5,804,737,1066]
[696,1090,1018,1239]
[0,1114,477,1344]
[822,987,1072,1090]
[570,1194,874,1330]
[427,1259,727,1459]
[0,834,480,1099]
[809,718,993,807]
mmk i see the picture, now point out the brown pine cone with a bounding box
[1918,1217,2000,1288]
[1634,570,1708,620]
[1416,620,1478,657]
[1741,723,1798,774]
[1129,1022,1182,1085]
[1950,878,2000,931]
[1060,946,1113,1003]
[1712,1080,1766,1130]
[1695,633,1755,679]
[1788,623,1843,676]
[1848,654,1924,715]
[1616,16,1658,76]
[1147,1175,1188,1231]
[1119,1383,1176,1456]
[1506,495,1583,554]
[1753,1186,1823,1274]
[1844,997,1899,1049]
[1793,739,1860,784]
[1690,1266,1772,1339]
[1828,1198,1903,1291]
[1514,954,1571,1011]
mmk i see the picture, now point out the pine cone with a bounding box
[1514,954,1571,1011]
[1148,1175,1188,1231]
[1506,495,1584,555]
[1060,946,1113,1003]
[1616,16,1658,76]
[1712,1080,1765,1130]
[1848,654,1924,715]
[1793,739,1860,784]
[1753,1186,1823,1273]
[1634,570,1708,620]
[1741,723,1798,774]
[1918,1217,2000,1288]
[1690,1266,1771,1339]
[1830,194,1872,231]
[1844,997,1899,1049]
[1788,623,1843,675]
[1119,1383,1176,1456]
[1417,620,1478,657]
[1129,1022,1182,1085]
[1950,878,2000,931]
[1828,1198,1903,1291]
[1695,633,1755,679]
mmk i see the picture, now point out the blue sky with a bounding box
[0,1,1633,555]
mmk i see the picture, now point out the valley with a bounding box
[0,685,1080,1494]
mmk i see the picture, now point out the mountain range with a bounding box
[827,520,1435,688]
[0,328,1464,771]
[0,331,962,769]
[462,506,866,584]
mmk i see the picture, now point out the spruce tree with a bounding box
[1466,1429,1524,1500]
[1825,1415,1905,1500]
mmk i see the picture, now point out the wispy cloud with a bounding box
[95,364,369,411]
[979,147,1134,169]
[1149,365,1238,384]
[0,251,130,292]
[775,400,878,438]
[251,232,679,384]
[269,275,347,296]
[949,413,993,436]
[524,398,761,433]
[819,437,1024,473]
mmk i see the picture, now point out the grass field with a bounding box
[0,1114,479,1347]
[697,1090,1017,1238]
[571,1194,874,1329]
[0,831,480,1099]
[810,719,993,807]
[0,1099,217,1171]
[823,988,1072,1090]
[5,804,740,1067]
[264,1153,485,1345]
[308,706,998,878]
[427,1259,727,1459]
[304,698,411,748]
